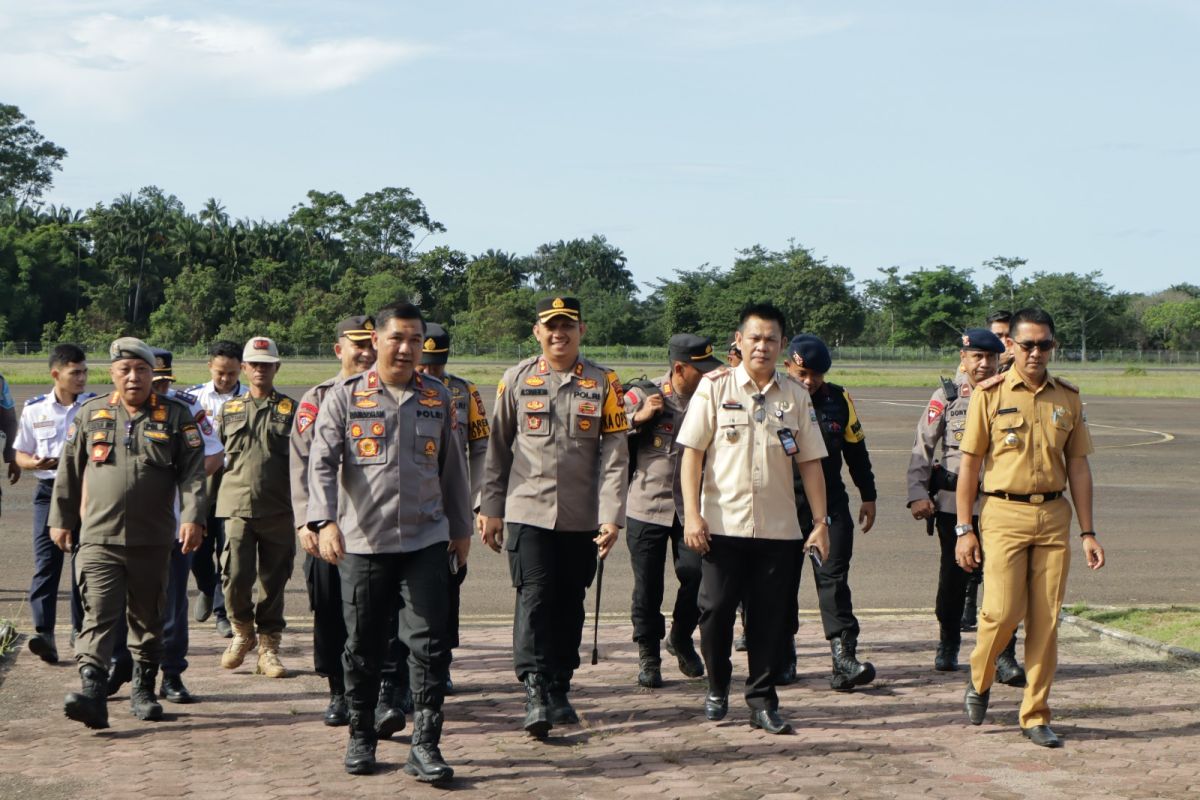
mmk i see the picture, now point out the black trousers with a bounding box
[788,506,859,641]
[506,524,597,682]
[339,544,448,712]
[304,554,347,681]
[395,563,468,677]
[698,535,800,711]
[626,516,701,644]
[936,511,979,643]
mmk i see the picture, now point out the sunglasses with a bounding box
[1015,339,1055,352]
[751,393,766,423]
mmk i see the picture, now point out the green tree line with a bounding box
[3,102,1198,356]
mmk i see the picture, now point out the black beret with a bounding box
[787,334,832,374]
[960,328,1006,353]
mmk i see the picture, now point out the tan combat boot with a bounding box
[256,632,287,678]
[220,619,258,669]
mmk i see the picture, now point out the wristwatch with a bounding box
[1079,530,1098,538]
[954,523,974,537]
[307,520,329,533]
[813,516,831,527]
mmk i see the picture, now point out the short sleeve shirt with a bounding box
[960,369,1094,495]
[676,364,827,540]
[14,389,96,480]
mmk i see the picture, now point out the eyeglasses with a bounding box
[1015,339,1055,353]
[751,393,766,423]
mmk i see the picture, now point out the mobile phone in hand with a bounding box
[807,547,823,570]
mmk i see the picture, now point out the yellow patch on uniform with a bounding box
[600,374,631,434]
[526,400,545,411]
[91,409,115,421]
[497,380,506,397]
[954,431,964,441]
[145,430,170,442]
[419,398,443,408]
[224,400,245,413]
[524,376,545,387]
[653,435,663,447]
[355,398,379,409]
[370,421,385,436]
[424,440,437,456]
[577,378,597,389]
[276,398,293,415]
[91,443,111,463]
[579,419,592,431]
[92,431,107,441]
[350,423,364,438]
[357,438,379,457]
[152,408,168,422]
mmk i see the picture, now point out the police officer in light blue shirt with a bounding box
[13,344,94,663]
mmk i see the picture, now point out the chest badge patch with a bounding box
[91,409,114,421]
[355,398,379,409]
[276,398,293,415]
[370,421,385,436]
[578,418,592,431]
[357,438,379,458]
[350,423,364,438]
[91,443,111,463]
[577,378,597,389]
[152,407,168,422]
[526,400,545,411]
[578,401,597,415]
[424,440,437,456]
[525,376,545,387]
[527,415,543,431]
[652,435,663,447]
[419,398,443,408]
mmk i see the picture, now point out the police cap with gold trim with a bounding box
[668,333,723,374]
[335,315,375,342]
[151,347,175,381]
[421,322,451,365]
[536,295,581,323]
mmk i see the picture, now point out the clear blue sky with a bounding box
[2,1,1196,296]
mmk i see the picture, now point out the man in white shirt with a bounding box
[185,340,248,638]
[14,344,94,663]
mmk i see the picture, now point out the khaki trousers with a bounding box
[969,495,1072,728]
[221,513,295,634]
[74,542,172,671]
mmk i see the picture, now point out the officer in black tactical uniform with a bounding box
[782,334,878,691]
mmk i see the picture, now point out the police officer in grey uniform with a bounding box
[479,295,630,739]
[906,328,1025,684]
[308,302,471,783]
[623,333,721,687]
[415,322,491,692]
[50,337,207,729]
[289,315,377,727]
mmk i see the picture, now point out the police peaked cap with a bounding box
[421,322,451,365]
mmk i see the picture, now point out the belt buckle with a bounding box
[1029,493,1045,504]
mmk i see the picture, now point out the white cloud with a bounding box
[0,7,428,114]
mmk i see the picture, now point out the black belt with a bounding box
[983,490,1062,504]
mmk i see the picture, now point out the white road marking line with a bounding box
[1087,423,1175,449]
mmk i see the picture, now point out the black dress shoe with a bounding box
[749,708,793,735]
[934,641,959,672]
[964,682,990,726]
[192,591,213,623]
[161,674,195,704]
[1022,725,1063,748]
[703,692,728,721]
[215,616,233,639]
[28,633,59,664]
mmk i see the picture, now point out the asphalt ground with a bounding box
[0,382,1196,636]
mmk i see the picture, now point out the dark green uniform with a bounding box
[48,390,207,670]
[217,390,297,635]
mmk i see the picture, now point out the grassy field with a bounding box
[1067,604,1200,652]
[3,356,1199,398]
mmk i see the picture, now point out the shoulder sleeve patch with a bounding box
[601,371,630,434]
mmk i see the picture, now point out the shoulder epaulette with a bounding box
[1055,376,1080,393]
[186,383,205,392]
[173,389,198,405]
[24,394,47,406]
[704,366,731,381]
[976,374,1005,391]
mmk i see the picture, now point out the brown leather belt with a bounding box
[983,490,1062,504]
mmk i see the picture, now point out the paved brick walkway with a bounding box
[1,615,1198,799]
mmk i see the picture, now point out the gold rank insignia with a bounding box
[424,440,436,456]
[152,407,168,422]
[526,400,545,411]
[92,409,115,421]
[577,378,597,389]
[419,398,443,408]
[524,376,545,387]
[277,398,293,415]
[145,430,170,442]
[370,421,385,436]
[357,438,379,457]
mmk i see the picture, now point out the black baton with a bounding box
[591,558,604,665]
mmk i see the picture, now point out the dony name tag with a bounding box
[777,428,799,456]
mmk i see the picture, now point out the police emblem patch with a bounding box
[350,423,364,438]
[424,440,436,456]
[277,398,293,415]
[527,415,543,431]
[183,425,202,448]
[152,407,168,422]
[579,419,592,431]
[357,438,379,458]
[371,421,385,436]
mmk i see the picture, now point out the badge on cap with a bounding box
[253,338,270,350]
[424,338,437,352]
[552,297,565,309]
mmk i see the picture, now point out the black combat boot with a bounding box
[829,631,876,692]
[665,628,705,679]
[344,705,378,775]
[637,641,663,688]
[106,654,133,698]
[130,663,164,721]
[325,676,348,726]
[522,673,552,737]
[548,673,579,725]
[995,634,1027,687]
[777,640,799,685]
[961,581,979,631]
[404,707,454,784]
[375,677,406,739]
[64,664,110,729]
[935,631,960,672]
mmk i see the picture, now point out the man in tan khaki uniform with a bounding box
[50,337,207,729]
[957,308,1105,748]
[217,337,296,678]
[677,303,829,735]
[479,295,629,738]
